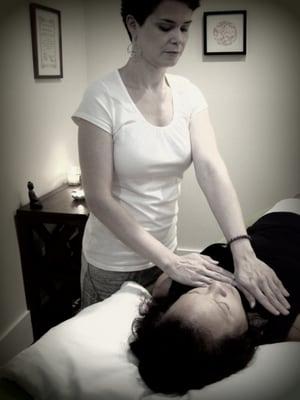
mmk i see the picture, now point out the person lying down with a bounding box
[129,196,300,394]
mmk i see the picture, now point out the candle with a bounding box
[67,166,81,186]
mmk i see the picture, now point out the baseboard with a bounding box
[0,311,33,366]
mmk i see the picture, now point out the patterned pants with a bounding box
[80,255,162,309]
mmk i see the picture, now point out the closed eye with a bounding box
[158,24,172,32]
[180,24,191,32]
[157,21,191,33]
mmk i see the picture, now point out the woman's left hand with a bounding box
[234,255,290,315]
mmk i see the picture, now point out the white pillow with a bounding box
[1,281,300,400]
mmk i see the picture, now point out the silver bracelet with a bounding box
[227,234,251,246]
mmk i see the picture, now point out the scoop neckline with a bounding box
[116,69,176,129]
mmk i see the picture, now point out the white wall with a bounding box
[0,0,87,364]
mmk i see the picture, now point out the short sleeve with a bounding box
[72,81,113,135]
[188,80,208,117]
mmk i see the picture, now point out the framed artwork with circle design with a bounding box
[203,10,247,55]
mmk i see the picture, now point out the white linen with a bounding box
[264,198,300,215]
[1,281,300,400]
[1,198,300,399]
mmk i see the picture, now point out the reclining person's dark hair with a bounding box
[130,295,264,394]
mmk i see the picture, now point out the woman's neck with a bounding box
[119,59,168,92]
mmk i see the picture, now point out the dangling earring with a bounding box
[127,36,142,61]
[127,42,134,56]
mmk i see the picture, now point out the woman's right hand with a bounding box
[165,253,234,287]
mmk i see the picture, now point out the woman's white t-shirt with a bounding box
[72,70,207,271]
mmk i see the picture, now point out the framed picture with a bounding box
[30,3,63,78]
[203,10,247,55]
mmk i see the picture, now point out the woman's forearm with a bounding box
[78,120,178,273]
[196,159,252,246]
[190,109,254,259]
[190,110,290,314]
[86,193,178,271]
[196,159,292,315]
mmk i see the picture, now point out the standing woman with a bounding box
[72,0,289,314]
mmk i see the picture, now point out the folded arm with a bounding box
[287,315,300,341]
[152,272,172,298]
[190,109,290,315]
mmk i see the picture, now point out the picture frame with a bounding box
[30,3,63,78]
[203,10,247,55]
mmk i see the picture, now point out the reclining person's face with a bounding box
[166,281,248,339]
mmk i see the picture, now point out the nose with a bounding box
[170,28,184,45]
[209,281,227,297]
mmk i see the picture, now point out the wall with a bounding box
[83,0,300,250]
[0,0,87,364]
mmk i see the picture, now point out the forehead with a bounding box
[166,290,248,338]
[166,296,226,338]
[168,292,224,322]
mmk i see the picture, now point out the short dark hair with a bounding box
[121,0,201,40]
[130,295,262,394]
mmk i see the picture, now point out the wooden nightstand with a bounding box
[15,185,89,340]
